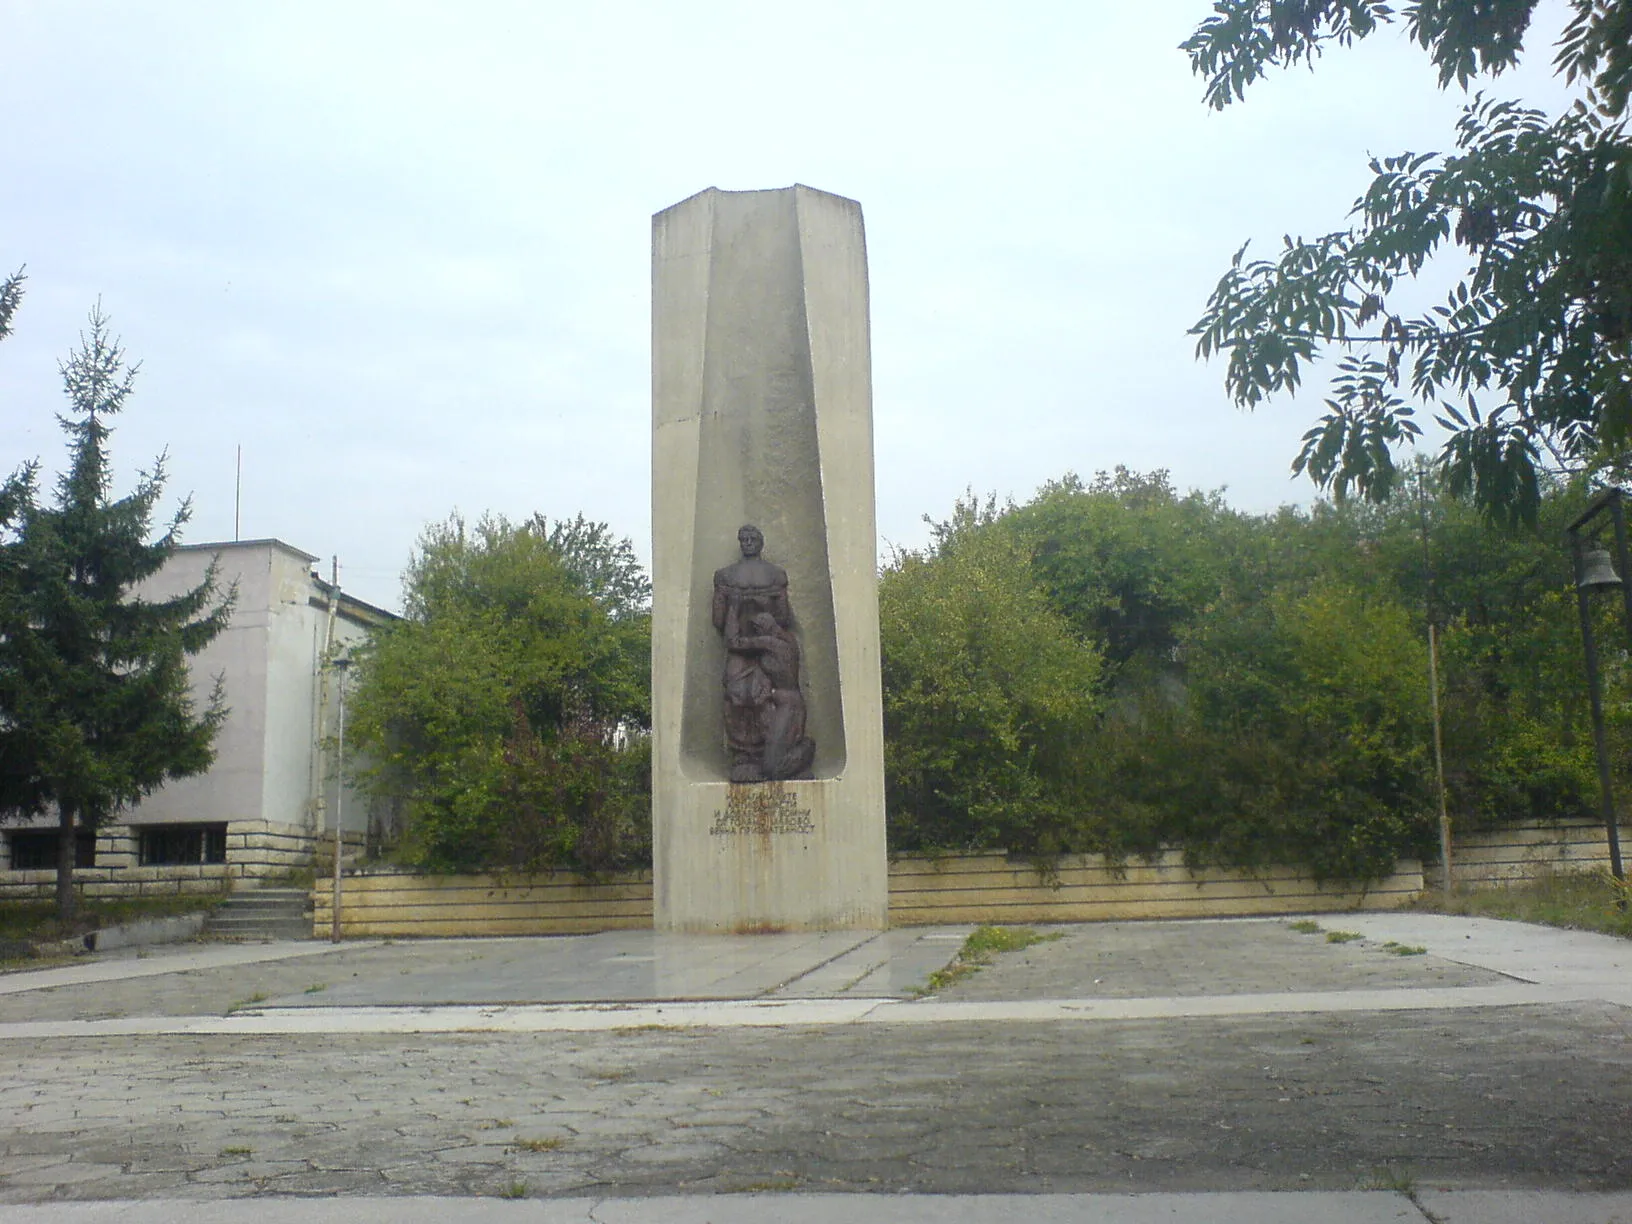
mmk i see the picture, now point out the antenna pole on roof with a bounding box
[234,445,242,541]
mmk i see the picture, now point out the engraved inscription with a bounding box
[709,784,815,836]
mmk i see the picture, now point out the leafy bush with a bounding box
[880,501,1102,858]
[352,513,651,874]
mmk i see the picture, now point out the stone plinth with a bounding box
[651,185,887,932]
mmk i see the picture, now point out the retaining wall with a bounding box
[313,852,1425,938]
[314,817,1623,938]
[1426,818,1614,888]
[0,821,356,901]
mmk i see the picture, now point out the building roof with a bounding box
[175,538,397,624]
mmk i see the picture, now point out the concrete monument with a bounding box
[651,185,888,932]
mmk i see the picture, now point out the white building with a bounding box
[0,539,395,899]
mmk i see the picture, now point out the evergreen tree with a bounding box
[0,305,232,919]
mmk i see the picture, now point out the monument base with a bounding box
[653,779,887,933]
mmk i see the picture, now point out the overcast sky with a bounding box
[0,2,1580,612]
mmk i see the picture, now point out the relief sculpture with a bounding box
[712,525,817,782]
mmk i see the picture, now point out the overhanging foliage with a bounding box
[1186,0,1632,523]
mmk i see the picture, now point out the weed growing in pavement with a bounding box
[916,924,1064,994]
[1324,930,1363,944]
[1382,942,1427,956]
[500,1181,528,1199]
[219,1146,253,1157]
[1288,920,1323,934]
[303,982,326,994]
[511,1136,564,1152]
[729,1178,801,1192]
[1361,1166,1417,1194]
[225,991,269,1013]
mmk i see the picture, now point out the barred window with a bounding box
[138,824,228,866]
[8,830,96,871]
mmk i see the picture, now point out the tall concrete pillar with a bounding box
[650,185,888,932]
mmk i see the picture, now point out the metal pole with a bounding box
[332,660,347,943]
[1574,535,1625,882]
[1427,621,1453,902]
[1417,472,1453,899]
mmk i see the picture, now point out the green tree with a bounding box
[0,306,232,918]
[1186,0,1632,523]
[533,512,651,622]
[1002,468,1239,675]
[879,496,1103,858]
[351,512,650,873]
[1182,580,1435,878]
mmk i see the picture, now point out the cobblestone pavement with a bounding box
[0,917,1628,1208]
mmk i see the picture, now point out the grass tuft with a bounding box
[1361,1166,1416,1193]
[510,1136,563,1152]
[917,924,1063,994]
[1288,919,1323,934]
[1413,869,1632,939]
[1324,930,1363,944]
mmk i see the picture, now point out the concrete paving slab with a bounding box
[769,926,975,997]
[1419,1190,1632,1222]
[7,1192,1632,1222]
[258,930,884,1007]
[1318,912,1632,989]
[0,940,374,997]
[0,977,1616,1040]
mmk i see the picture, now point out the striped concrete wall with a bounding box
[885,851,1424,925]
[1429,818,1614,888]
[313,852,1424,938]
[311,819,1620,938]
[313,870,654,938]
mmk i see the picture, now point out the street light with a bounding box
[1566,490,1632,884]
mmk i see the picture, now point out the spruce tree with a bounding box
[0,304,232,920]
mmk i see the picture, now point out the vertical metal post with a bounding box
[1427,622,1453,902]
[332,660,347,943]
[1574,534,1626,882]
[1418,473,1453,899]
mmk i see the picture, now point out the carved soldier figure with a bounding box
[712,525,814,781]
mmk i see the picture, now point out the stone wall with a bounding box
[0,821,358,902]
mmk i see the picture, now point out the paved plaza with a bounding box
[0,913,1630,1222]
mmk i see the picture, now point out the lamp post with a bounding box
[330,654,353,942]
[1566,490,1631,884]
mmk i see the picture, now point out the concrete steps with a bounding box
[204,888,313,941]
